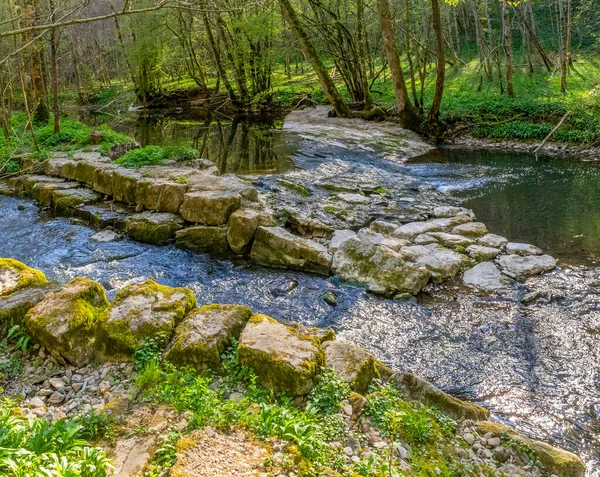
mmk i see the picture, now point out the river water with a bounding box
[2,110,600,474]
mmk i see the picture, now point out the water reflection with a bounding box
[76,108,295,175]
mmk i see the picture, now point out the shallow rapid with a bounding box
[2,114,600,474]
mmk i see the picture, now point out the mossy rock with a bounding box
[180,189,242,225]
[25,277,108,366]
[226,208,275,255]
[475,421,585,477]
[238,314,324,397]
[112,168,141,204]
[164,304,252,373]
[31,181,79,207]
[95,280,196,360]
[122,212,184,245]
[391,371,488,422]
[92,164,118,196]
[0,258,48,297]
[0,283,60,339]
[175,226,231,256]
[323,340,375,395]
[52,188,101,211]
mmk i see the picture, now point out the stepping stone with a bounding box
[505,242,542,256]
[496,254,557,277]
[463,262,515,291]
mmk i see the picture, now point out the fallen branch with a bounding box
[533,111,570,154]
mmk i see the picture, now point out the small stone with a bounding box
[478,233,508,248]
[90,230,120,243]
[28,397,45,408]
[343,404,353,416]
[343,446,354,457]
[452,222,488,238]
[72,382,83,392]
[322,290,338,306]
[463,433,476,445]
[487,437,502,447]
[48,392,65,405]
[49,377,65,390]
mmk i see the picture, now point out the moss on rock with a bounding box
[95,280,196,360]
[0,258,48,297]
[122,212,184,245]
[323,340,375,395]
[164,304,252,373]
[237,314,324,397]
[25,277,108,366]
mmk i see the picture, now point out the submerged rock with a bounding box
[25,278,108,366]
[164,304,252,374]
[0,258,48,297]
[250,226,332,275]
[391,372,488,421]
[238,314,324,396]
[95,280,196,359]
[332,237,430,295]
[463,262,515,291]
[323,340,375,394]
[496,254,557,277]
[176,226,230,255]
[122,212,184,245]
[475,421,585,477]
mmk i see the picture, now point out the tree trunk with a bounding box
[375,0,420,129]
[277,0,352,117]
[428,0,446,133]
[356,0,373,110]
[502,0,514,97]
[49,0,59,133]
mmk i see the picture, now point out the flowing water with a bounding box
[3,110,600,474]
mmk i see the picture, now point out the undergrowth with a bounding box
[114,145,198,168]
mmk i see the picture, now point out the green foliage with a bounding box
[146,430,180,477]
[75,411,118,442]
[5,324,31,352]
[115,145,198,168]
[132,333,167,370]
[307,367,350,415]
[0,398,113,477]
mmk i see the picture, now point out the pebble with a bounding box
[49,377,65,390]
[487,437,502,447]
[48,392,65,405]
[28,397,45,408]
[463,432,476,445]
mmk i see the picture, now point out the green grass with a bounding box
[114,145,199,168]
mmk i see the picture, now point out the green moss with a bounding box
[0,258,48,297]
[277,179,312,197]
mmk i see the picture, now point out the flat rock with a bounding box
[164,304,252,373]
[414,233,438,245]
[478,233,508,248]
[122,212,184,245]
[52,188,101,211]
[369,220,398,235]
[357,228,408,252]
[392,221,443,240]
[465,245,501,261]
[238,315,323,396]
[95,280,196,359]
[432,206,471,218]
[428,232,474,249]
[452,222,488,238]
[496,254,557,277]
[400,244,468,283]
[0,258,48,297]
[25,277,108,366]
[428,215,472,230]
[505,242,542,256]
[338,193,370,204]
[176,226,230,255]
[332,237,430,295]
[323,340,375,394]
[250,226,332,275]
[463,262,515,291]
[180,189,242,225]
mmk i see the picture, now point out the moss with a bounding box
[95,280,196,359]
[0,258,48,297]
[277,179,312,197]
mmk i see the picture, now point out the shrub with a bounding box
[115,145,198,168]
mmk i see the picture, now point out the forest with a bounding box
[0,0,599,145]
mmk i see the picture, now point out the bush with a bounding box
[115,145,198,168]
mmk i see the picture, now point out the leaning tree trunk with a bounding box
[356,0,373,110]
[376,0,420,129]
[277,0,352,118]
[428,0,446,134]
[502,0,514,97]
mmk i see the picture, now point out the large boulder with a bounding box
[496,254,557,277]
[463,262,515,291]
[400,244,468,283]
[0,258,48,297]
[164,304,252,373]
[329,229,358,253]
[25,278,108,366]
[95,280,196,359]
[122,212,184,245]
[238,315,324,396]
[391,372,488,421]
[112,169,141,204]
[175,226,230,255]
[332,237,430,295]
[226,208,274,255]
[475,421,585,477]
[31,181,79,207]
[323,340,375,394]
[136,179,188,214]
[43,158,76,177]
[180,190,242,225]
[250,226,332,275]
